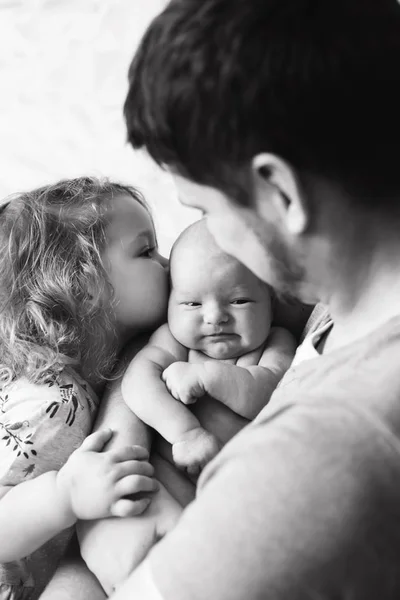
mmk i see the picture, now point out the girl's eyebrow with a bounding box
[133,230,154,243]
[126,230,155,250]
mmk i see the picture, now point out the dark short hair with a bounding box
[124,0,400,206]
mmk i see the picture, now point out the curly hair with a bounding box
[0,176,148,386]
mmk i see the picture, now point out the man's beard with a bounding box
[239,208,308,302]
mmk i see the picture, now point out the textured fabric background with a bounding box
[0,0,199,254]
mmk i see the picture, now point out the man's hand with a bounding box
[172,427,220,478]
[162,362,206,405]
[56,429,159,520]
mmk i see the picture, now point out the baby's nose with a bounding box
[204,304,229,325]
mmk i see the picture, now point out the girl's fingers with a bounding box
[79,429,113,452]
[109,445,149,463]
[115,460,154,479]
[110,497,152,518]
[115,474,159,497]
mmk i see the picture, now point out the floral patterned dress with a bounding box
[0,367,99,600]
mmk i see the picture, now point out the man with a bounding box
[109,0,400,598]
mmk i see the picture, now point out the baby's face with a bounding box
[168,249,272,360]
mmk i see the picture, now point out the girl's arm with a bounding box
[0,472,76,562]
[0,429,155,562]
[0,363,156,563]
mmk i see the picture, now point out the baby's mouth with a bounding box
[205,332,236,339]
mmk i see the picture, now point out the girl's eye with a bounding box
[139,246,155,258]
[231,299,250,305]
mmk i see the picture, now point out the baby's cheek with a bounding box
[244,312,271,347]
[170,313,197,349]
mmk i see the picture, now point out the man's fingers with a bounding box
[115,474,159,497]
[110,497,152,518]
[78,429,113,452]
[109,445,150,463]
[115,460,154,479]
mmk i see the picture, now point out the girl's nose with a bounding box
[155,251,169,269]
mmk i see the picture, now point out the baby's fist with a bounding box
[162,362,205,405]
[172,427,220,478]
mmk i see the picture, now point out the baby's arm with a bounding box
[164,327,296,420]
[122,324,220,475]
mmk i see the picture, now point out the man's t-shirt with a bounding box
[149,313,400,599]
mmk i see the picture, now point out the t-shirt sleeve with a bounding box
[0,370,97,486]
[300,303,331,342]
[147,401,400,600]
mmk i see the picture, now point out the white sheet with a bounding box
[0,0,199,254]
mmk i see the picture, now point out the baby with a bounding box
[122,218,296,476]
[78,219,296,593]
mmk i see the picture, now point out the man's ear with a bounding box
[252,153,309,235]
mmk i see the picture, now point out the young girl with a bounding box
[0,176,168,600]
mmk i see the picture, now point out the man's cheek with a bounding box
[206,214,243,256]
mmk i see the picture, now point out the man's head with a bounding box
[168,219,272,360]
[124,0,400,303]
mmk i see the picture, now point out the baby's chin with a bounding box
[200,338,244,360]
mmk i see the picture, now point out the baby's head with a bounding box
[0,176,168,384]
[168,219,272,360]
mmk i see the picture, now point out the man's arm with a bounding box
[109,401,385,600]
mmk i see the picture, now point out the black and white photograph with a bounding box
[1,1,400,599]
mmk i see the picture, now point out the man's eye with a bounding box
[231,299,250,305]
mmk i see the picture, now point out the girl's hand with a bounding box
[56,429,158,521]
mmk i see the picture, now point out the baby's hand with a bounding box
[162,362,205,405]
[56,429,158,521]
[172,427,220,478]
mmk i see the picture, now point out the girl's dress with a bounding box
[0,367,98,600]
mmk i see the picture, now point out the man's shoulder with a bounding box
[300,303,332,342]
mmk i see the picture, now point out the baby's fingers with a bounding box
[180,394,198,405]
[110,497,152,518]
[115,474,159,498]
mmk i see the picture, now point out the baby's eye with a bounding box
[231,299,250,305]
[183,302,201,307]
